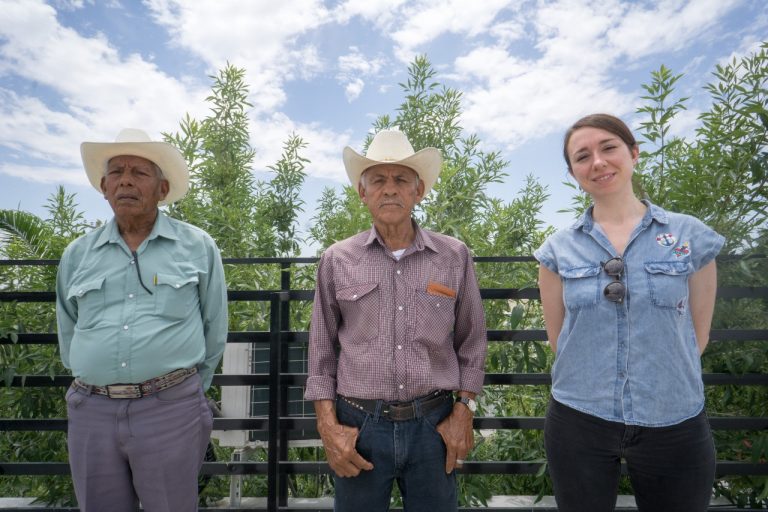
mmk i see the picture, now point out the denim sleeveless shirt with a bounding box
[534,201,724,426]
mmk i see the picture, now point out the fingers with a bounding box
[321,424,373,478]
[437,409,473,473]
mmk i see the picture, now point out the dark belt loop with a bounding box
[373,400,382,423]
[414,397,423,419]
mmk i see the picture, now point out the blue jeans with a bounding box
[333,394,457,512]
[545,398,716,512]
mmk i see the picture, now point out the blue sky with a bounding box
[1,0,766,254]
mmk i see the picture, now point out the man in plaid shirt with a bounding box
[305,130,487,511]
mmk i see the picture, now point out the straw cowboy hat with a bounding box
[81,128,189,206]
[343,130,442,196]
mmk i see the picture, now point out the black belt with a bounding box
[339,390,452,421]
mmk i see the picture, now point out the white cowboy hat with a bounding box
[80,128,189,206]
[342,130,442,196]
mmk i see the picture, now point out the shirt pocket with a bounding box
[336,282,380,343]
[558,265,602,309]
[155,272,200,320]
[414,290,456,347]
[67,276,106,330]
[644,261,693,309]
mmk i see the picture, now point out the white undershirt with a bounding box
[391,248,406,261]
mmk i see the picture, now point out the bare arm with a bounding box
[688,260,718,354]
[538,265,565,353]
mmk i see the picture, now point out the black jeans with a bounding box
[544,398,716,512]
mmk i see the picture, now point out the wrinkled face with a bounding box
[101,155,169,219]
[566,126,638,198]
[358,164,424,229]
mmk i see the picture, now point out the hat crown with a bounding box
[365,130,416,163]
[114,128,153,144]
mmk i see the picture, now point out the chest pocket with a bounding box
[155,272,200,320]
[336,282,380,343]
[415,290,456,346]
[67,276,106,330]
[559,265,601,309]
[644,261,693,309]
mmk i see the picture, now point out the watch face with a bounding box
[458,396,477,412]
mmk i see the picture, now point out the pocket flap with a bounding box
[155,272,199,289]
[336,282,378,302]
[644,261,693,276]
[558,265,601,279]
[67,276,105,300]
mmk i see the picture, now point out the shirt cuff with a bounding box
[304,375,337,401]
[460,367,486,396]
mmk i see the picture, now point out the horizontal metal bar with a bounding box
[4,371,767,388]
[4,328,768,346]
[3,287,766,304]
[2,254,763,266]
[4,460,763,477]
[4,416,765,433]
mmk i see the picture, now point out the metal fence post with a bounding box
[267,291,287,512]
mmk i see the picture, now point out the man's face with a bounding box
[358,164,424,229]
[101,155,169,219]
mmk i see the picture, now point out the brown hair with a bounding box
[563,113,637,172]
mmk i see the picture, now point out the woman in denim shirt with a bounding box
[534,114,724,512]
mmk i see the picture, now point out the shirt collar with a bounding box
[570,199,669,233]
[364,219,438,254]
[93,210,179,248]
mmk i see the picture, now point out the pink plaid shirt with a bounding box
[305,223,487,402]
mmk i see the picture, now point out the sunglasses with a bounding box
[602,257,626,303]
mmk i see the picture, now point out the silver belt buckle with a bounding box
[107,384,142,399]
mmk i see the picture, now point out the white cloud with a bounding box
[0,0,209,176]
[333,0,408,25]
[249,113,351,184]
[344,78,366,102]
[336,46,386,102]
[145,0,331,112]
[608,0,741,58]
[390,0,512,62]
[0,162,87,186]
[454,0,748,151]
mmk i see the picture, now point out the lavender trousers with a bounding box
[65,373,213,512]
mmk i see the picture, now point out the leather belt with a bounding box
[339,390,452,421]
[72,367,197,399]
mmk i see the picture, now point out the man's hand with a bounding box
[314,400,373,477]
[436,400,475,474]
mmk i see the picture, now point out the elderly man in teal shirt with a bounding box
[56,128,228,512]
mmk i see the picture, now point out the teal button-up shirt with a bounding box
[56,211,228,390]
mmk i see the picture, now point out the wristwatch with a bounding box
[455,395,477,413]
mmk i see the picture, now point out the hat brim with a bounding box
[80,141,189,206]
[343,146,442,196]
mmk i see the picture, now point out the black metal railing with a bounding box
[1,256,767,511]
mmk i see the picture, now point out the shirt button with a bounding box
[396,270,402,275]
[130,260,135,265]
[121,362,127,368]
[398,305,403,311]
[128,293,134,299]
[175,284,181,288]
[352,294,358,299]
[398,384,404,390]
[397,345,402,350]
[123,325,129,330]
[78,289,84,295]
[436,303,441,307]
